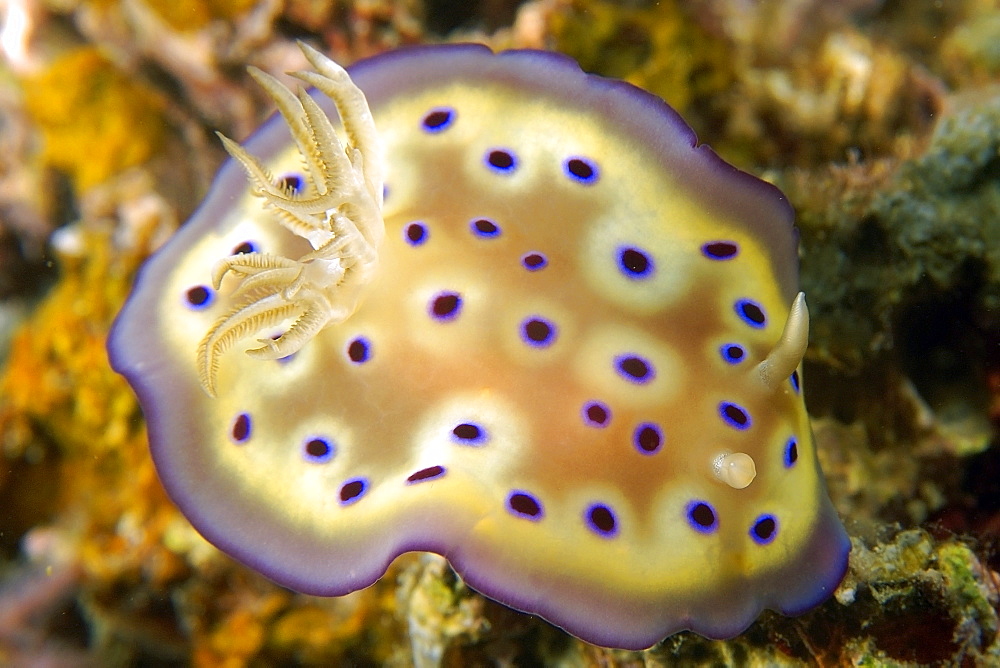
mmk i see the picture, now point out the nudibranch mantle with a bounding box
[108,43,850,650]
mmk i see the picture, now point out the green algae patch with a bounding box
[938,542,1000,652]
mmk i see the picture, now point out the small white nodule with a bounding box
[713,452,757,489]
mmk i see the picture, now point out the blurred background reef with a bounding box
[1,0,999,665]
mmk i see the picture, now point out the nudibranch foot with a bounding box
[197,42,385,395]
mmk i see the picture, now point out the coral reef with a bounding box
[0,0,998,665]
[790,89,1000,372]
[538,0,945,168]
[770,87,1000,463]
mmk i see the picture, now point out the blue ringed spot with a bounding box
[585,503,619,537]
[407,465,446,484]
[701,241,739,260]
[506,490,544,521]
[346,336,371,364]
[749,514,778,545]
[451,422,487,445]
[470,217,501,238]
[303,437,335,463]
[429,291,462,321]
[339,477,369,506]
[421,107,455,132]
[615,354,655,384]
[185,285,213,309]
[231,240,258,255]
[735,299,767,328]
[278,173,304,193]
[230,413,251,444]
[790,369,801,393]
[719,401,752,430]
[686,501,718,534]
[784,436,799,468]
[521,252,547,271]
[520,316,557,348]
[720,343,746,365]
[581,401,611,427]
[564,157,599,184]
[617,246,654,279]
[485,148,517,173]
[404,222,428,246]
[633,422,663,455]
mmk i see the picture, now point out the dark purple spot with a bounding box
[701,241,739,260]
[719,401,752,430]
[615,354,655,384]
[470,218,501,238]
[790,369,801,393]
[784,437,798,468]
[506,490,544,520]
[185,285,213,308]
[421,107,454,132]
[303,437,334,463]
[485,149,517,173]
[564,157,599,184]
[521,252,548,271]
[634,422,663,455]
[232,241,257,255]
[582,401,611,427]
[339,477,369,506]
[520,317,557,348]
[347,337,371,364]
[750,514,778,544]
[429,292,462,321]
[279,173,304,193]
[617,246,654,279]
[452,422,487,445]
[687,501,718,533]
[405,222,428,246]
[407,465,446,484]
[720,343,746,365]
[585,503,618,537]
[735,299,767,328]
[231,413,251,443]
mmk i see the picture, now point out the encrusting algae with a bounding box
[548,0,734,117]
[1,0,999,665]
[138,0,259,33]
[23,47,168,191]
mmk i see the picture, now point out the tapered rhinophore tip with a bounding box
[755,292,809,391]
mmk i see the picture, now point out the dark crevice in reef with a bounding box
[424,0,528,35]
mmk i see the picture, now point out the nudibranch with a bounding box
[108,43,850,650]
